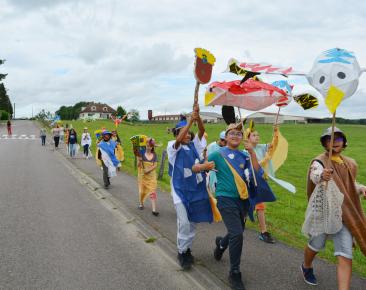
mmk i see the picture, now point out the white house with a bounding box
[150,114,181,122]
[186,111,224,123]
[150,111,224,123]
[79,103,116,120]
[246,112,309,124]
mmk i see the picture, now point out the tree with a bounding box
[129,109,140,122]
[116,106,127,119]
[0,110,9,120]
[0,83,12,117]
[35,109,52,120]
[0,60,11,118]
[55,101,90,120]
[0,59,7,83]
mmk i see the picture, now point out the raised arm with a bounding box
[174,117,194,149]
[194,104,205,140]
[244,139,260,171]
[260,125,279,168]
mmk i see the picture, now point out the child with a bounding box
[208,122,275,290]
[301,127,366,289]
[137,138,159,216]
[7,119,12,136]
[97,131,120,188]
[81,127,92,159]
[246,125,279,244]
[52,124,61,149]
[167,105,215,270]
[68,128,78,158]
[40,128,47,146]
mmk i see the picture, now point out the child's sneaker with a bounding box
[259,232,275,244]
[228,271,246,290]
[177,251,192,270]
[185,248,194,264]
[214,236,226,261]
[301,264,318,286]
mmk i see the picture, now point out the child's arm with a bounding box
[260,126,279,167]
[174,118,194,149]
[137,156,143,169]
[243,140,260,171]
[144,162,158,174]
[194,104,205,140]
[192,161,215,173]
[310,160,332,184]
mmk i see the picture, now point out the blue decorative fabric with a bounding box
[172,142,213,223]
[98,140,120,167]
[220,147,276,221]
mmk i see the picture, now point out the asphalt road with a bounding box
[61,122,366,290]
[0,121,205,289]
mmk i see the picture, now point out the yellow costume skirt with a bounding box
[138,161,157,204]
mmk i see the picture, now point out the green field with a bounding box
[53,120,366,276]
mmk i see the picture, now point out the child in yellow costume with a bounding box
[137,138,159,216]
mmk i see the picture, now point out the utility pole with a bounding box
[32,105,33,118]
[13,102,15,119]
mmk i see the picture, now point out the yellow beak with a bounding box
[205,91,216,106]
[325,85,345,114]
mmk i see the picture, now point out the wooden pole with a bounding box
[325,111,336,190]
[238,107,257,186]
[274,106,281,126]
[193,81,200,107]
[328,111,337,163]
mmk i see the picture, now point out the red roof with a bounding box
[80,103,116,114]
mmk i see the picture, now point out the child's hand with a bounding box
[321,168,333,181]
[243,140,254,152]
[360,186,366,199]
[203,161,215,171]
[192,161,215,173]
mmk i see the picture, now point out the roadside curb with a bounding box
[54,145,230,290]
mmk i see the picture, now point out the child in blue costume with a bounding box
[97,131,120,188]
[208,123,275,290]
[167,105,215,270]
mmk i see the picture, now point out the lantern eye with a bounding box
[319,76,325,84]
[337,72,346,79]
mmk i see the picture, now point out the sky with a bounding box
[1,0,366,119]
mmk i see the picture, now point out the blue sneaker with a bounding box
[301,264,318,286]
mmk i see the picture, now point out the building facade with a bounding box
[79,103,116,120]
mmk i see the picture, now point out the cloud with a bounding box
[1,0,366,119]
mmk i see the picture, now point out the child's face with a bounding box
[178,131,192,145]
[218,138,227,147]
[226,129,243,148]
[248,131,259,145]
[103,134,111,141]
[325,133,344,154]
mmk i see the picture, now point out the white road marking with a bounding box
[0,134,38,140]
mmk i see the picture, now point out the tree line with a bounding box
[0,59,13,120]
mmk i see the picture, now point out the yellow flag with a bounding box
[271,130,288,172]
[325,85,345,114]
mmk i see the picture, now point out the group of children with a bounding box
[48,109,366,290]
[166,105,366,290]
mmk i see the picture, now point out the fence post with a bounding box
[158,149,167,180]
